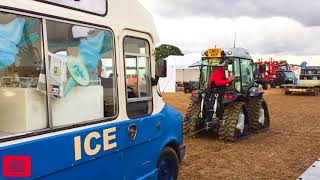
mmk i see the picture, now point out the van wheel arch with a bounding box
[165,141,181,163]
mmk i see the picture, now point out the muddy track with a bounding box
[163,89,320,179]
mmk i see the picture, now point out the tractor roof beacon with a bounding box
[184,47,270,142]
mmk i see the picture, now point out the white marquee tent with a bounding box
[159,54,200,93]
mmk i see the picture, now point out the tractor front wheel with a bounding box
[183,101,201,136]
[219,102,250,142]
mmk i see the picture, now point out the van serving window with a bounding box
[36,0,107,16]
[45,20,117,127]
[0,12,48,138]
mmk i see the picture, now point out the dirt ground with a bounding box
[163,88,320,179]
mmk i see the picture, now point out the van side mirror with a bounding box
[155,59,167,78]
[152,59,167,86]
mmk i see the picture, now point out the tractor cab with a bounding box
[191,48,258,101]
[184,48,270,142]
[224,48,256,95]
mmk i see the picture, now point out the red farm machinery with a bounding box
[254,58,294,89]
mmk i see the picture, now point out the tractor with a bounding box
[183,48,270,142]
[184,81,199,94]
[254,63,268,90]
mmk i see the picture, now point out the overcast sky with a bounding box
[138,0,320,66]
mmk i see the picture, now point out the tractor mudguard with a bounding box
[248,87,264,97]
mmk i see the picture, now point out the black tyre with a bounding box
[247,97,270,131]
[262,83,268,90]
[184,88,192,94]
[183,101,201,136]
[219,102,250,142]
[285,91,291,95]
[157,147,179,180]
[218,118,227,139]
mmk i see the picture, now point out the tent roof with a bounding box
[165,54,200,69]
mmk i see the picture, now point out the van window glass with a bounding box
[46,20,117,126]
[124,37,152,118]
[0,12,48,138]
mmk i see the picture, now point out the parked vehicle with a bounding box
[270,70,295,88]
[254,59,292,88]
[283,66,320,96]
[184,81,199,94]
[254,63,268,89]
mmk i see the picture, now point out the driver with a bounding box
[209,59,235,89]
[208,58,235,118]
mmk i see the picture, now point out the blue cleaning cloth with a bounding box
[100,33,113,54]
[64,78,77,97]
[24,19,37,31]
[0,17,25,68]
[79,32,105,68]
[19,32,40,48]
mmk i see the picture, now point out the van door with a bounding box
[120,31,164,179]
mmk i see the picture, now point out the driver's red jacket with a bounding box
[209,67,230,88]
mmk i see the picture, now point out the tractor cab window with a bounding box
[233,58,241,92]
[240,59,254,91]
[200,65,208,88]
[200,59,211,88]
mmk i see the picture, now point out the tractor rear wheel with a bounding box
[183,101,201,136]
[219,102,250,142]
[247,97,270,132]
